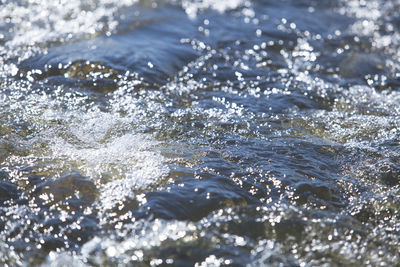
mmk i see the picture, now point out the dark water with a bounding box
[1,0,400,265]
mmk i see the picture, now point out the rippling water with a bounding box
[1,0,400,265]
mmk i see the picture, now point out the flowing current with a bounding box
[1,0,400,266]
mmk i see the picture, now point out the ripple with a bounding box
[2,0,400,265]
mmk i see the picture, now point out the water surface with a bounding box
[1,0,400,266]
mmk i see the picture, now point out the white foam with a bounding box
[182,0,248,19]
[1,82,169,200]
[0,0,139,47]
[49,128,168,184]
[312,85,400,150]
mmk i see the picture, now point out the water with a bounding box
[1,0,400,265]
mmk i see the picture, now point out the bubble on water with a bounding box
[196,254,223,267]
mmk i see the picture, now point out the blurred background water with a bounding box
[1,0,400,265]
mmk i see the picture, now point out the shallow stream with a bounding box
[1,0,400,266]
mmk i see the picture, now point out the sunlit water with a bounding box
[1,0,400,265]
